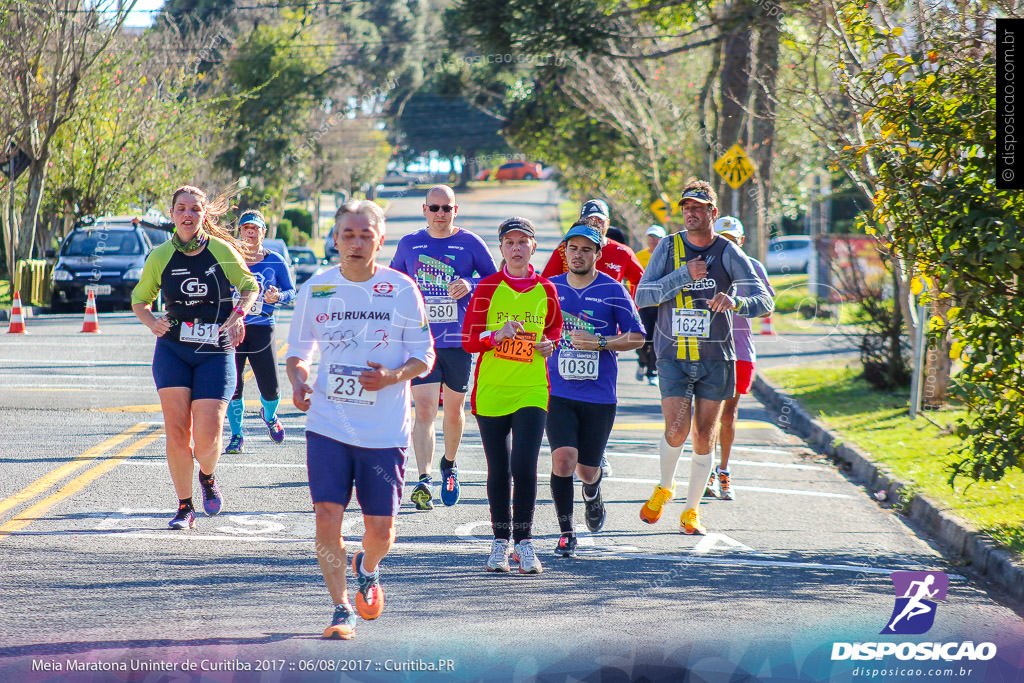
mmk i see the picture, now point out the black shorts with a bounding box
[411,346,473,393]
[545,395,617,467]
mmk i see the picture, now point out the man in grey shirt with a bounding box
[634,179,773,536]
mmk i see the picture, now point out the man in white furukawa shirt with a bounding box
[287,199,435,641]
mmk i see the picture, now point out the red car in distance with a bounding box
[478,161,543,181]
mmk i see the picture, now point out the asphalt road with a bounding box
[1,182,1021,682]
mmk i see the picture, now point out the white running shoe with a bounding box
[600,455,613,478]
[514,540,543,574]
[486,538,511,572]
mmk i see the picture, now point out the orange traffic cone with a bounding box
[80,291,101,333]
[760,315,775,336]
[7,290,27,334]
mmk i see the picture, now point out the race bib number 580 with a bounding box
[672,308,710,338]
[327,364,377,406]
[425,295,457,324]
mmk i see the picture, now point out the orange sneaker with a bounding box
[352,552,385,620]
[640,485,674,524]
[680,508,707,535]
[322,603,356,640]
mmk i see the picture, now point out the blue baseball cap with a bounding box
[563,224,602,246]
[238,211,267,230]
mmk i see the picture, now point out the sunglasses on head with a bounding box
[427,204,454,213]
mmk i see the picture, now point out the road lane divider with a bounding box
[0,423,153,519]
[0,426,163,540]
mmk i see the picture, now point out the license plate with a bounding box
[85,284,112,296]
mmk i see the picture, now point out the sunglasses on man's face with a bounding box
[427,204,454,213]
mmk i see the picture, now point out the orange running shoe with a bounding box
[322,603,356,640]
[680,508,707,535]
[639,485,675,524]
[352,551,385,620]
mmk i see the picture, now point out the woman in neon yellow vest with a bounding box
[463,217,562,575]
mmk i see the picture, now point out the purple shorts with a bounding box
[305,431,406,517]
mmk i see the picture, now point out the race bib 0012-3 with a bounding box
[494,331,537,363]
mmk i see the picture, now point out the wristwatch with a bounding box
[597,335,607,349]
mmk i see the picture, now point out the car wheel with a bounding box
[522,173,535,180]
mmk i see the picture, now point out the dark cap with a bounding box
[677,189,715,207]
[498,216,536,240]
[579,199,609,220]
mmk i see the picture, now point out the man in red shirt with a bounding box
[542,199,645,297]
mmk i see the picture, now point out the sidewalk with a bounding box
[752,374,1024,607]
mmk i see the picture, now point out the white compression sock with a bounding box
[659,434,683,490]
[685,450,715,511]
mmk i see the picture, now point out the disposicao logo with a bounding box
[830,571,997,663]
[882,571,947,635]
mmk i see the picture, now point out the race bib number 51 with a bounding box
[494,331,537,363]
[327,364,377,406]
[672,308,710,338]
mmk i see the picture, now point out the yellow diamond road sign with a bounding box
[714,144,755,189]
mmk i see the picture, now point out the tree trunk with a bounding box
[716,15,751,219]
[923,287,953,408]
[18,158,48,262]
[746,2,780,262]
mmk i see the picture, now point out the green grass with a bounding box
[762,361,1024,558]
[0,280,9,306]
[558,200,578,235]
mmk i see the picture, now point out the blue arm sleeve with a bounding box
[274,257,296,305]
[469,236,498,289]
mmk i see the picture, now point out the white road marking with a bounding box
[0,359,150,366]
[692,533,757,555]
[118,463,852,498]
[215,516,286,535]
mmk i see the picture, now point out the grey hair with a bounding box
[334,200,386,237]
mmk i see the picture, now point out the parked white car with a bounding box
[766,236,813,274]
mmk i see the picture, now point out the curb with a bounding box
[751,374,1024,605]
[0,305,42,322]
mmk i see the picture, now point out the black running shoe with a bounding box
[583,488,606,533]
[553,534,577,557]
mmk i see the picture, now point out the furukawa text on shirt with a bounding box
[316,310,392,322]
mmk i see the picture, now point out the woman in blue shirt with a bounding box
[225,210,296,453]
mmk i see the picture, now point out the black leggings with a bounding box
[231,324,279,401]
[637,306,658,377]
[475,407,547,543]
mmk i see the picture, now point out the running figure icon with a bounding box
[881,571,949,635]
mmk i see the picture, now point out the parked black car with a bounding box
[48,216,172,312]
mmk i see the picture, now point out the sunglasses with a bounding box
[427,204,454,213]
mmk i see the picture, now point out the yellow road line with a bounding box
[612,420,779,431]
[0,429,163,540]
[0,423,152,518]
[98,404,162,413]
